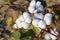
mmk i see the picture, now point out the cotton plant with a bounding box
[28,0,44,14]
[12,0,58,40]
[13,12,32,29]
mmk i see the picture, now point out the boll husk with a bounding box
[38,20,46,29]
[44,33,51,40]
[44,13,53,25]
[23,12,32,23]
[32,19,40,27]
[34,13,44,19]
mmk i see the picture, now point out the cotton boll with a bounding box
[44,13,53,25]
[23,12,32,23]
[38,20,46,29]
[28,6,35,13]
[50,30,57,36]
[15,18,22,28]
[30,0,36,7]
[16,22,21,28]
[32,19,40,27]
[44,33,51,40]
[37,5,43,11]
[50,34,57,40]
[21,22,29,29]
[18,15,25,22]
[13,24,17,29]
[36,1,41,8]
[15,18,21,24]
[53,28,59,35]
[34,13,44,19]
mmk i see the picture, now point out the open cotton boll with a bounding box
[44,13,53,25]
[50,30,58,36]
[30,0,36,7]
[34,13,44,19]
[36,1,41,8]
[38,20,46,29]
[16,22,22,28]
[18,15,25,22]
[53,28,59,35]
[21,22,29,29]
[50,34,57,40]
[13,24,17,29]
[28,6,35,13]
[44,33,51,40]
[32,19,40,27]
[23,12,32,23]
[15,18,21,24]
[37,5,43,11]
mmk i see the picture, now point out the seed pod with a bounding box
[23,12,32,23]
[34,13,44,19]
[38,20,46,29]
[44,13,53,25]
[28,6,35,13]
[32,19,40,27]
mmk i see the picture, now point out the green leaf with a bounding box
[20,29,35,38]
[27,24,40,37]
[10,31,20,40]
[20,29,34,40]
